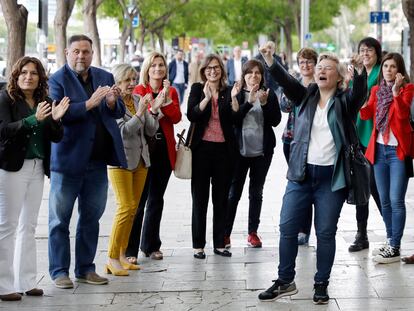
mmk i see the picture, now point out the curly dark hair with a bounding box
[7,56,48,103]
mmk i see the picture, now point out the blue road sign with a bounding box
[370,11,390,24]
[132,16,139,27]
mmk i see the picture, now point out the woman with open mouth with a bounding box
[257,48,367,305]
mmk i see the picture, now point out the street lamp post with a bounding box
[300,0,310,48]
[377,0,382,44]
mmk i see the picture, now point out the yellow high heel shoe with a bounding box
[121,261,141,270]
[105,264,129,276]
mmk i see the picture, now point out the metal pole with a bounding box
[377,0,382,44]
[300,0,310,48]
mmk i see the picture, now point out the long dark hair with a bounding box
[378,52,410,85]
[7,56,48,103]
[240,59,265,90]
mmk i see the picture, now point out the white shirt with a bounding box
[376,129,398,146]
[234,59,242,82]
[173,60,185,84]
[307,99,336,166]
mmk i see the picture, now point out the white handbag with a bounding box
[174,127,194,179]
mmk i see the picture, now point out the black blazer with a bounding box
[186,82,236,154]
[232,89,281,156]
[0,90,63,177]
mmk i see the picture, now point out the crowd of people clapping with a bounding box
[0,34,414,307]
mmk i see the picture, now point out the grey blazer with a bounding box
[117,95,158,170]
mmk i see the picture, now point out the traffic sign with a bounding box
[305,33,312,40]
[370,11,389,24]
[132,16,139,27]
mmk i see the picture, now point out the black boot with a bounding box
[348,221,369,252]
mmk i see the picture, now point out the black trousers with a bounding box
[191,141,232,249]
[355,146,382,225]
[125,135,172,257]
[225,152,273,236]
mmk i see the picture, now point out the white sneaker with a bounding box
[372,241,389,256]
[373,246,400,264]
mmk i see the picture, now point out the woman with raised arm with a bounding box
[257,48,367,305]
[0,57,69,301]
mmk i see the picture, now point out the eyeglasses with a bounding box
[299,60,315,66]
[315,65,335,71]
[205,65,221,72]
[359,48,375,54]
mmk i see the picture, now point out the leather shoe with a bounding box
[25,288,44,296]
[193,251,206,259]
[214,248,232,257]
[76,272,109,284]
[402,254,414,264]
[0,293,22,301]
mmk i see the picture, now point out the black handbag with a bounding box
[338,100,371,205]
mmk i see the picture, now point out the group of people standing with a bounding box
[1,33,414,308]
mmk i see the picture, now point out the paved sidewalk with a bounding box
[2,115,414,310]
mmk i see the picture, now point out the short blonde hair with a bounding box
[139,51,168,86]
[111,64,137,85]
[317,52,346,90]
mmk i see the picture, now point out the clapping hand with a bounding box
[203,81,212,100]
[258,89,270,106]
[231,81,241,98]
[137,93,152,116]
[86,86,110,110]
[248,84,259,104]
[106,85,121,109]
[52,97,70,121]
[35,101,52,122]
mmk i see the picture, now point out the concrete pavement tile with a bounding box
[336,298,414,310]
[162,280,246,291]
[74,281,164,293]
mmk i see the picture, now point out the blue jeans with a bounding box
[278,164,346,283]
[48,161,108,279]
[373,143,409,248]
[172,83,186,105]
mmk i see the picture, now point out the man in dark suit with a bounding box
[226,46,247,86]
[169,49,188,105]
[47,35,127,289]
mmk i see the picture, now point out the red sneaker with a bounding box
[247,232,262,248]
[224,236,231,249]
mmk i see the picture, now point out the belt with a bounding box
[154,132,164,140]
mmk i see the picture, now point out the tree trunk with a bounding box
[402,0,414,79]
[83,0,102,66]
[150,32,156,49]
[156,30,164,54]
[119,25,130,63]
[0,1,28,78]
[283,19,293,68]
[137,13,146,55]
[54,0,75,68]
[288,0,300,42]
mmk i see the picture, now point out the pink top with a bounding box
[202,97,225,142]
